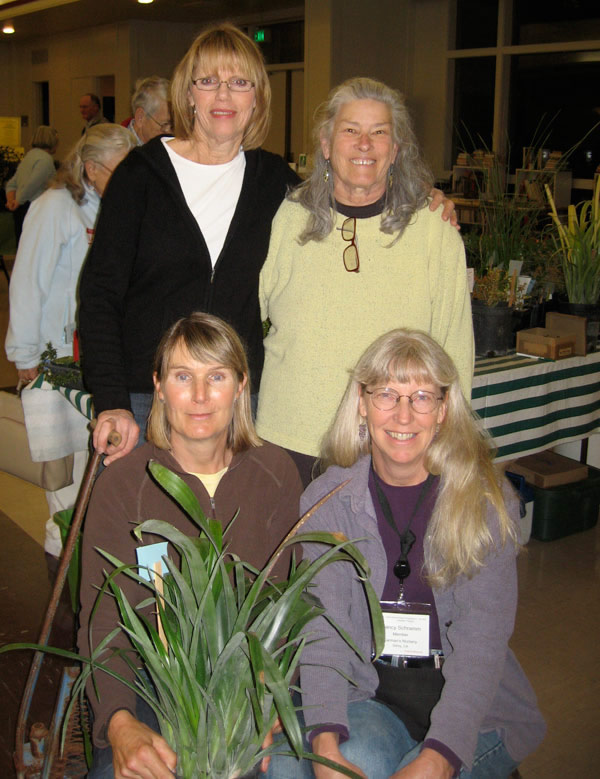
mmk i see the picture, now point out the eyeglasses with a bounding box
[365,388,443,413]
[191,76,255,92]
[146,112,172,132]
[94,161,116,175]
[341,217,359,273]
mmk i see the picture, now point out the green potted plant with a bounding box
[546,177,600,305]
[461,151,551,356]
[2,462,384,779]
[546,177,600,351]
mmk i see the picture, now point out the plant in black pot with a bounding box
[462,153,550,357]
[546,177,600,351]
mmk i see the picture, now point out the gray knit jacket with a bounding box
[298,455,546,771]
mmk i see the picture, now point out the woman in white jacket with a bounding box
[5,124,136,550]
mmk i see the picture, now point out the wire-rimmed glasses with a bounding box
[146,112,172,132]
[365,388,443,413]
[341,217,359,273]
[191,76,255,92]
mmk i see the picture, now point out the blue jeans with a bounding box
[267,699,518,779]
[129,391,153,445]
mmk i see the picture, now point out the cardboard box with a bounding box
[516,327,575,359]
[507,450,588,489]
[545,311,587,355]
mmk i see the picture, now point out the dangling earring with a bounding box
[388,165,394,189]
[324,159,330,182]
[359,421,368,442]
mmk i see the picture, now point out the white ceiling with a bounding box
[0,0,303,42]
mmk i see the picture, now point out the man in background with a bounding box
[79,93,109,132]
[123,76,171,145]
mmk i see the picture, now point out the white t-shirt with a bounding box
[162,138,245,267]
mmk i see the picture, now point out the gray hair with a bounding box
[31,125,58,151]
[50,123,136,204]
[291,77,433,244]
[131,75,170,116]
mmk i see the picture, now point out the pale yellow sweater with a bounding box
[256,200,474,456]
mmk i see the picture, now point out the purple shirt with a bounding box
[368,468,442,651]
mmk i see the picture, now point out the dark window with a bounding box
[452,57,496,162]
[509,52,600,178]
[513,0,600,44]
[455,0,498,49]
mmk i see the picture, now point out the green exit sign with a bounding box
[254,29,265,43]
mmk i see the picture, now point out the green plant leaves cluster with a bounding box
[2,462,384,779]
[546,178,600,304]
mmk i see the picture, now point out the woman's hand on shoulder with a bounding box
[312,732,367,779]
[390,747,454,779]
[107,709,176,779]
[93,408,139,465]
[428,188,460,230]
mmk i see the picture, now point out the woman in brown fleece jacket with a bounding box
[78,313,302,779]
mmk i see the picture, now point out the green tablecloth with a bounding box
[472,352,600,461]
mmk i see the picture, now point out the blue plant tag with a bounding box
[136,542,168,582]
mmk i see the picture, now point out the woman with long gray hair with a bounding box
[256,77,473,485]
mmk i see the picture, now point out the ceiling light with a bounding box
[3,21,15,34]
[137,0,154,4]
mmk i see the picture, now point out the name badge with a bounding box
[380,600,432,657]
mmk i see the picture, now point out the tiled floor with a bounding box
[1,261,599,776]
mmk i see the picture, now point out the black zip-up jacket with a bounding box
[78,137,299,412]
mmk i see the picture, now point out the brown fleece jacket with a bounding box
[78,441,302,747]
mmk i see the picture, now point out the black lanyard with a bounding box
[372,465,435,586]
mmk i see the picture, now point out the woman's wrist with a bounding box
[312,730,341,757]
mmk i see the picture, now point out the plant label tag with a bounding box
[136,542,168,582]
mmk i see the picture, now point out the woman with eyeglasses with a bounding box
[256,77,474,486]
[78,26,456,468]
[267,329,545,779]
[5,124,136,545]
[78,23,301,465]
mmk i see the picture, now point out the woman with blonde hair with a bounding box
[268,329,544,779]
[78,23,300,465]
[78,312,302,779]
[5,123,135,550]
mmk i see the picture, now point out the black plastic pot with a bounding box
[557,301,600,353]
[472,300,514,357]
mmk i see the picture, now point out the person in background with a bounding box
[268,328,545,778]
[78,312,303,779]
[5,125,59,243]
[5,124,136,554]
[256,77,473,486]
[78,25,458,470]
[123,75,172,145]
[79,93,109,132]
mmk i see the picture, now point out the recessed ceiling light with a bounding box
[3,22,15,34]
[137,0,154,5]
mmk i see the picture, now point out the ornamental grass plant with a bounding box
[1,461,384,779]
[546,176,600,305]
